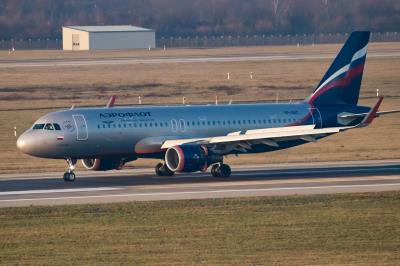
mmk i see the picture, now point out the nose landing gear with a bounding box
[63,158,77,182]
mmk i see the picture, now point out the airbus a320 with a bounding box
[16,31,399,181]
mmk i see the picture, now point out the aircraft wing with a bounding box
[161,124,350,154]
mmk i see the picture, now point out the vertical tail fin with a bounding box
[308,31,370,106]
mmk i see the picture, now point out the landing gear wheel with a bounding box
[63,171,76,182]
[219,164,231,178]
[155,162,175,177]
[211,163,231,178]
[211,164,220,177]
[63,158,77,182]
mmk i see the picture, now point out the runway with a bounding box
[0,160,399,208]
[1,51,399,68]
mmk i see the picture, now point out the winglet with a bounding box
[106,95,116,108]
[357,96,383,127]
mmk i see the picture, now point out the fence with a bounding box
[157,32,400,48]
[0,32,399,50]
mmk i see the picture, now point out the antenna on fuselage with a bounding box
[106,95,116,108]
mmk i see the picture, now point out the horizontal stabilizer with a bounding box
[357,96,383,127]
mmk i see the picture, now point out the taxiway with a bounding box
[1,51,400,68]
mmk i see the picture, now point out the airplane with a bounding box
[16,31,400,182]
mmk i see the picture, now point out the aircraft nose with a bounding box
[16,133,33,154]
[16,133,28,153]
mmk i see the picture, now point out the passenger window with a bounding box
[33,124,45,130]
[44,123,54,130]
[53,123,61,130]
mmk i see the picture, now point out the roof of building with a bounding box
[64,25,153,32]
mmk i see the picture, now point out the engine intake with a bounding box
[165,145,220,173]
[81,158,124,171]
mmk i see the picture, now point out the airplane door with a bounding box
[72,114,88,141]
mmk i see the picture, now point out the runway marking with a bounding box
[0,187,120,196]
[233,167,400,176]
[1,182,400,203]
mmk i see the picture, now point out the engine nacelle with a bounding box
[81,158,124,171]
[165,145,220,173]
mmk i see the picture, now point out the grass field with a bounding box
[1,191,399,265]
[0,43,399,173]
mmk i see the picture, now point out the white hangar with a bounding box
[62,25,156,51]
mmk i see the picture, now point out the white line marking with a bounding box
[1,183,400,203]
[0,187,120,196]
[233,167,400,176]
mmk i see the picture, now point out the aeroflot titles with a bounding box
[99,112,152,118]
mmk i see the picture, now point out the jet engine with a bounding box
[165,145,221,173]
[81,158,124,171]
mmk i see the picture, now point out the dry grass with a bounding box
[0,43,399,173]
[1,192,400,265]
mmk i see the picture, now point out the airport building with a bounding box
[62,25,155,51]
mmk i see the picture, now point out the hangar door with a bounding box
[72,34,80,51]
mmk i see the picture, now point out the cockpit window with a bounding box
[44,123,54,130]
[54,123,61,130]
[32,124,45,130]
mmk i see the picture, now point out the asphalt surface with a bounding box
[0,160,399,207]
[1,51,400,68]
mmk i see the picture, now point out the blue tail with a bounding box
[307,31,370,106]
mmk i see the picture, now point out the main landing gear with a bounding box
[63,158,77,182]
[211,163,231,178]
[155,162,175,176]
